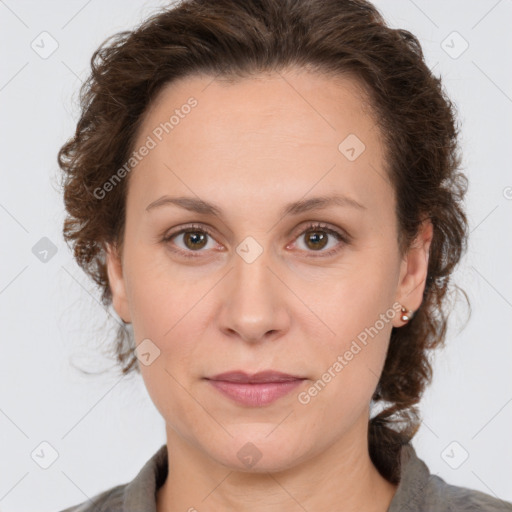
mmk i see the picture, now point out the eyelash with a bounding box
[162,222,349,259]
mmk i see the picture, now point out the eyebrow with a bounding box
[145,194,366,217]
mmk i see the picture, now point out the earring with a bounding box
[400,306,414,322]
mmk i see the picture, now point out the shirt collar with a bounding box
[122,442,429,511]
[387,443,431,511]
[124,444,168,512]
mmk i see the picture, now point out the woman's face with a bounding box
[107,69,431,471]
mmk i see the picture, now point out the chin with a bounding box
[206,430,312,474]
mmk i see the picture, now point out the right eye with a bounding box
[162,224,220,258]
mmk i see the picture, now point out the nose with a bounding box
[217,248,290,344]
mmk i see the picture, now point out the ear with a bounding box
[392,219,433,327]
[105,243,132,323]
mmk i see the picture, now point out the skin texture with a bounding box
[106,69,433,511]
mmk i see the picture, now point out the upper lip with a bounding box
[206,370,305,383]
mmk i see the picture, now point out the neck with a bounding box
[156,417,398,512]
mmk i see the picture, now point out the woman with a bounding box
[57,0,512,510]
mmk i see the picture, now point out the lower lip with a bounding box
[206,379,304,407]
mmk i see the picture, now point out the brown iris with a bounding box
[183,230,208,250]
[304,229,328,251]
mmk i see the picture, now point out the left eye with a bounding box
[292,223,345,255]
[163,222,347,258]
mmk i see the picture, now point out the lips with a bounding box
[207,370,305,383]
[205,370,306,407]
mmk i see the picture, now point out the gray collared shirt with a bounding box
[59,443,512,511]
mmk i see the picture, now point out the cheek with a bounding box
[318,252,399,343]
[123,244,191,340]
[302,253,399,407]
[123,247,210,378]
[299,313,394,430]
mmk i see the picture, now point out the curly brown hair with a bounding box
[58,0,469,482]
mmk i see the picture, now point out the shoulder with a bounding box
[389,444,512,512]
[57,444,168,512]
[422,475,512,511]
[57,484,126,512]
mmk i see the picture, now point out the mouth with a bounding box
[207,370,305,383]
[204,370,306,407]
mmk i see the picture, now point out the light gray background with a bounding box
[1,1,511,510]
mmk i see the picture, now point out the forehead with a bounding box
[139,68,376,147]
[128,69,390,214]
